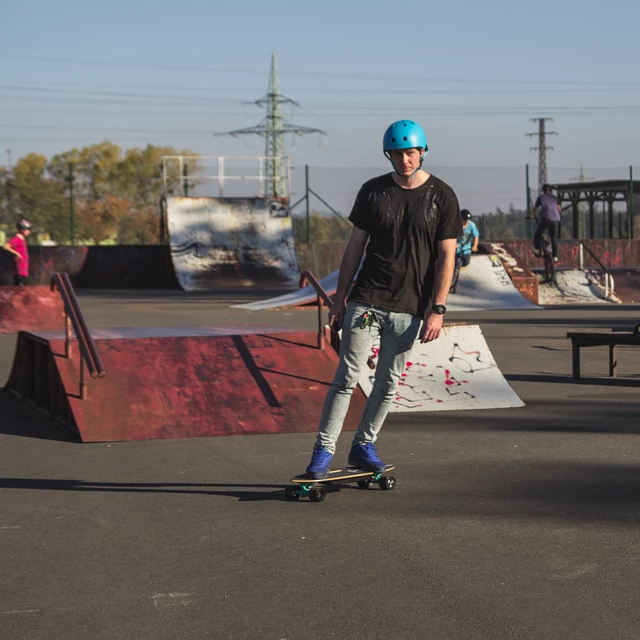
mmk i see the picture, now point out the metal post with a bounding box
[316,294,324,350]
[579,243,584,270]
[525,164,531,239]
[80,351,87,400]
[183,162,189,197]
[305,164,310,244]
[629,166,634,239]
[64,312,72,358]
[68,163,75,245]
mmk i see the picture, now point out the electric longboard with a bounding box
[285,465,396,503]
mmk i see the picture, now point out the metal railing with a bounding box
[161,155,291,199]
[299,270,335,352]
[578,241,616,300]
[50,272,105,399]
[299,269,376,370]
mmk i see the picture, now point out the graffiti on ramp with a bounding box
[165,196,300,291]
[358,324,524,412]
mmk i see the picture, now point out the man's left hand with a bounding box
[419,312,444,343]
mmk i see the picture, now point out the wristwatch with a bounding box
[431,304,446,315]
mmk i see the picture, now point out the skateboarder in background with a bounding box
[457,209,479,267]
[529,183,561,262]
[3,219,32,286]
[305,119,462,479]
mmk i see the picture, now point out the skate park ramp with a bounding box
[0,286,65,334]
[236,254,538,312]
[5,324,367,442]
[359,324,524,412]
[232,269,340,310]
[164,197,300,291]
[447,255,539,311]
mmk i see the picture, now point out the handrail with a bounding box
[299,269,376,370]
[578,240,616,300]
[51,272,106,399]
[299,269,335,351]
[299,270,334,308]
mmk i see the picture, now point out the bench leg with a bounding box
[609,344,617,378]
[572,342,581,379]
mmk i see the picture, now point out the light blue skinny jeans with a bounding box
[314,300,422,453]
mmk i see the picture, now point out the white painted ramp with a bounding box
[447,254,539,311]
[165,197,300,291]
[359,324,524,412]
[232,269,340,310]
[235,254,537,312]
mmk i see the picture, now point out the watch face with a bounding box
[433,304,446,314]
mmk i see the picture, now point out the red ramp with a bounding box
[0,286,64,334]
[6,325,366,443]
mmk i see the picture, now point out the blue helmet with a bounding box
[383,120,428,154]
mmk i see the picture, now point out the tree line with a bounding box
[0,142,195,244]
[1,143,538,246]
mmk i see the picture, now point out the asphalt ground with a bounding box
[1,292,639,640]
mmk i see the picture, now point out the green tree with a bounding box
[10,154,68,241]
[115,144,199,209]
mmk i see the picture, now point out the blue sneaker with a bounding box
[305,447,333,479]
[348,443,385,472]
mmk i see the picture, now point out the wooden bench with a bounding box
[566,326,640,379]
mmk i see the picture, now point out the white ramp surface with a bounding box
[166,197,299,291]
[359,324,524,412]
[448,255,539,311]
[232,269,340,310]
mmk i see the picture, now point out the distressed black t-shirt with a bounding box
[348,173,461,317]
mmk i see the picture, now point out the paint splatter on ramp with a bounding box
[360,324,524,412]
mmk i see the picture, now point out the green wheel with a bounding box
[285,485,300,501]
[379,476,396,491]
[309,487,327,503]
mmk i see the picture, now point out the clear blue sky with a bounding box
[1,0,639,210]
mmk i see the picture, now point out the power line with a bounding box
[2,53,639,87]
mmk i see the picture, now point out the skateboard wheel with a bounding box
[285,485,300,501]
[309,487,326,503]
[357,480,371,490]
[379,476,396,491]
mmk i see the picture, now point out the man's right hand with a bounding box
[328,299,346,332]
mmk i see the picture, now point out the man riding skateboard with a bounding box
[305,119,462,479]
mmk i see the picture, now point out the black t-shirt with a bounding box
[348,173,461,317]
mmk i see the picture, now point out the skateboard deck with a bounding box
[286,465,396,502]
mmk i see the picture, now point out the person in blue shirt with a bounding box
[456,209,479,266]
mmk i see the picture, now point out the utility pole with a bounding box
[6,149,12,169]
[526,117,557,191]
[220,54,325,199]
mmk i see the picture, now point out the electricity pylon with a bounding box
[221,54,325,199]
[526,117,557,191]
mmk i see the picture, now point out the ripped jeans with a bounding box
[314,300,422,453]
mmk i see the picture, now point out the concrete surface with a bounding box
[1,292,639,640]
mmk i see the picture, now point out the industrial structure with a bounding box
[220,54,325,199]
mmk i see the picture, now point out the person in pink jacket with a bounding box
[3,219,32,286]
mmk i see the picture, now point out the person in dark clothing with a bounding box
[530,183,562,261]
[305,120,462,479]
